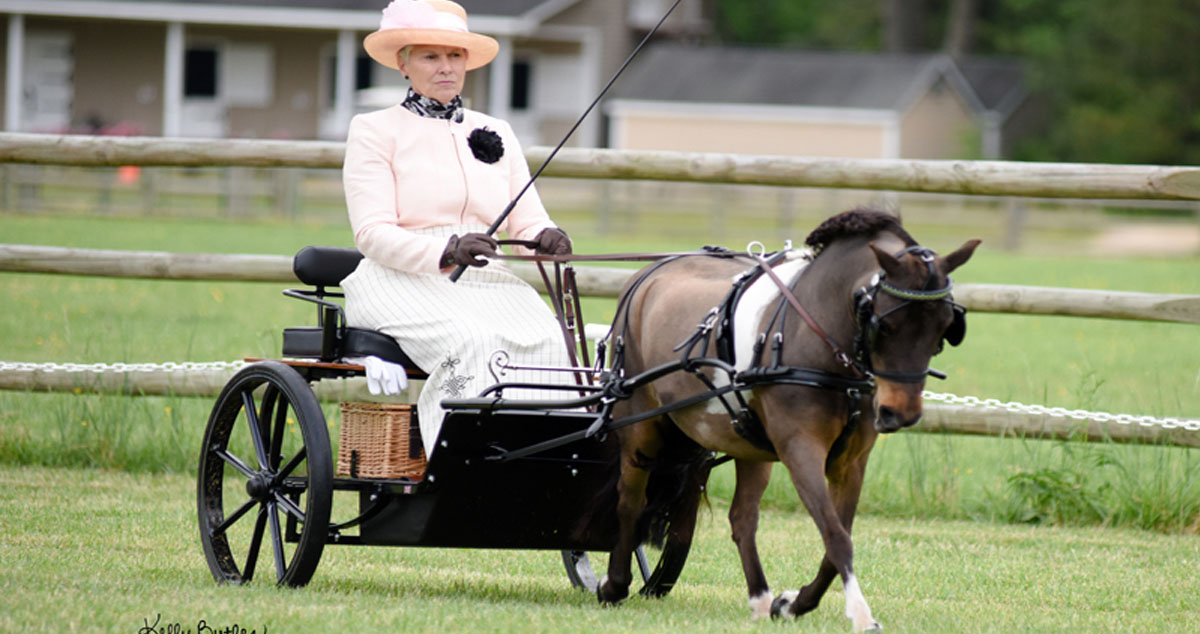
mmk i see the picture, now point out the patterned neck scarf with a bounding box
[401,87,464,123]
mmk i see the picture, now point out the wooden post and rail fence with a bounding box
[1,133,1198,447]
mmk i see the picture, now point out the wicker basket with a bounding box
[337,402,426,480]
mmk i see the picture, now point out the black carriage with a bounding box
[196,246,691,593]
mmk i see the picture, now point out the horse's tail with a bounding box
[575,423,712,548]
[641,427,713,548]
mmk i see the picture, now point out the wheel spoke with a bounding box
[275,446,308,482]
[243,506,268,583]
[267,501,287,581]
[268,389,287,471]
[211,497,258,537]
[635,545,651,581]
[242,391,270,471]
[274,492,306,523]
[215,448,257,480]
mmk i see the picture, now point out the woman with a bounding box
[341,0,574,457]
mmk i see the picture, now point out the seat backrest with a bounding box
[293,246,364,288]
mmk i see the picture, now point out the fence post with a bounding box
[596,180,612,236]
[141,167,158,216]
[777,187,796,236]
[224,166,249,218]
[1005,197,1027,251]
[1194,202,1200,256]
[96,167,114,214]
[1,164,12,211]
[17,165,39,212]
[274,167,299,220]
[711,184,731,237]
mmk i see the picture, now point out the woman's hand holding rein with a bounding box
[440,233,499,268]
[535,228,572,255]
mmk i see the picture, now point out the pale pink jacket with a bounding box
[343,105,557,273]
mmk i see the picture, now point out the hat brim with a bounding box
[364,28,499,71]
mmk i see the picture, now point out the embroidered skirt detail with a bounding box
[342,224,575,457]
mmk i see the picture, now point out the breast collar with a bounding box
[670,249,874,454]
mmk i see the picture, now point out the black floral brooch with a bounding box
[468,127,504,164]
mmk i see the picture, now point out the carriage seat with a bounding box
[281,246,422,374]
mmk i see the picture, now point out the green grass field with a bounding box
[1,464,1198,634]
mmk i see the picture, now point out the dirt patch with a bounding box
[1090,222,1200,256]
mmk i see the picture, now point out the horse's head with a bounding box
[858,238,980,432]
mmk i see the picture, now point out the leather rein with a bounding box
[468,243,959,461]
[497,241,955,386]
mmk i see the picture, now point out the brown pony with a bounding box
[596,209,979,631]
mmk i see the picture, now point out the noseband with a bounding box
[852,246,960,383]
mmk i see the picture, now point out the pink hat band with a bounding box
[380,1,468,33]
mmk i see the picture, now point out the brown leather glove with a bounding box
[440,233,499,268]
[534,227,572,255]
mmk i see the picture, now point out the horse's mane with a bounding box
[804,207,915,255]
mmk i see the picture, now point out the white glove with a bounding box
[584,323,611,342]
[347,356,409,395]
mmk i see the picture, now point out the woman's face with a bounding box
[398,45,467,104]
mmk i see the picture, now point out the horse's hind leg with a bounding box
[597,418,663,605]
[776,437,880,632]
[728,459,774,618]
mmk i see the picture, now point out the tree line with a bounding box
[714,0,1200,165]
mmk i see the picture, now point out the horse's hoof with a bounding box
[769,590,799,620]
[852,620,882,633]
[595,575,628,606]
[748,591,774,620]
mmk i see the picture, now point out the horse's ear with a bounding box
[868,242,903,277]
[944,239,981,273]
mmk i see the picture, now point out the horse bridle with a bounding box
[849,245,964,383]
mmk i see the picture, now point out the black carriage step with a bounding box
[282,326,423,373]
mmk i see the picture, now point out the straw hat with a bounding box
[364,0,499,71]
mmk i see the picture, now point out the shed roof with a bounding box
[612,43,1025,115]
[957,56,1029,115]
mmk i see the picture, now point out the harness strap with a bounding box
[739,366,874,392]
[673,249,791,363]
[492,247,736,263]
[753,253,863,374]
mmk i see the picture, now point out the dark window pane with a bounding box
[185,48,218,97]
[356,55,374,90]
[511,61,530,110]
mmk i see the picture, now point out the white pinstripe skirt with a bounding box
[341,224,574,456]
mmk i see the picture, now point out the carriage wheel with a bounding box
[198,361,332,587]
[561,540,692,598]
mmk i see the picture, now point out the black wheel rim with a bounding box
[561,542,689,598]
[198,363,331,587]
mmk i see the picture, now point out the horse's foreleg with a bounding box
[787,434,876,619]
[728,459,774,619]
[776,440,880,633]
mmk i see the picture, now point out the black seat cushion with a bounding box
[282,326,425,376]
[293,246,364,288]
